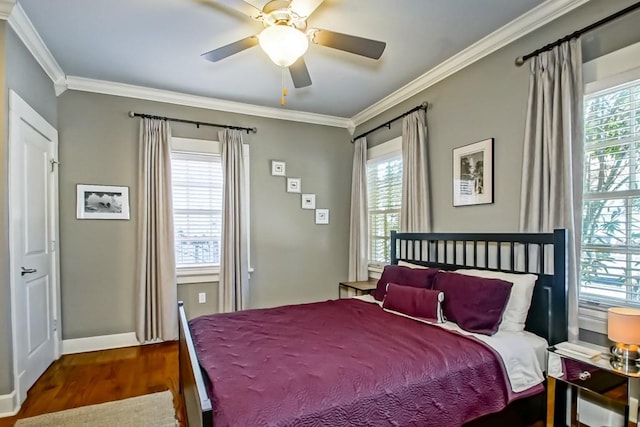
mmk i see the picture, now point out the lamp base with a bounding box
[610,343,640,373]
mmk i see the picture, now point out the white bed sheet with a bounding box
[353,294,547,393]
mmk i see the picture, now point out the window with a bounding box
[171,137,250,280]
[367,137,402,265]
[580,78,640,308]
[172,151,222,269]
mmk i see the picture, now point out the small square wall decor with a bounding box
[271,160,286,176]
[315,208,329,225]
[287,177,301,193]
[302,194,316,209]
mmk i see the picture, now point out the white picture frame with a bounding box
[77,184,130,220]
[271,160,286,176]
[287,177,301,193]
[301,194,316,209]
[315,208,329,225]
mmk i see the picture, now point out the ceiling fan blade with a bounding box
[201,36,259,62]
[310,29,386,60]
[289,57,312,88]
[206,0,262,19]
[289,0,324,18]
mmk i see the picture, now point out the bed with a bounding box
[179,229,568,426]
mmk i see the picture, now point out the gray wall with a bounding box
[0,25,58,394]
[356,0,640,234]
[57,90,352,338]
[355,0,640,345]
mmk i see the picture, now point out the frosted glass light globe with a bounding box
[259,25,309,67]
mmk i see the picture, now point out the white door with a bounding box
[9,90,60,405]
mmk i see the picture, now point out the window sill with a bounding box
[177,267,254,285]
[578,302,608,334]
[368,264,385,280]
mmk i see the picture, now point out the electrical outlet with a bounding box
[198,292,206,304]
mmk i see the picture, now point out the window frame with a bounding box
[366,136,402,276]
[171,137,250,284]
[578,41,640,332]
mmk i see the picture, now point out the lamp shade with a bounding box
[258,25,309,67]
[608,307,640,344]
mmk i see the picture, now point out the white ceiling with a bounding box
[17,0,547,119]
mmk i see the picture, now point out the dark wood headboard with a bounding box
[389,229,568,345]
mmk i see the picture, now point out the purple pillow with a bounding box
[383,283,444,322]
[374,265,439,301]
[433,271,512,335]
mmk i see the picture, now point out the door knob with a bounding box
[21,267,37,276]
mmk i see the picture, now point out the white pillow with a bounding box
[454,269,537,332]
[398,260,429,269]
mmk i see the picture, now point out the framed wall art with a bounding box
[77,184,130,219]
[302,194,316,209]
[315,208,329,225]
[452,138,494,207]
[287,177,301,193]
[271,160,286,176]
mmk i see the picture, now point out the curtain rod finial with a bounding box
[128,111,135,118]
[421,101,429,109]
[515,56,525,66]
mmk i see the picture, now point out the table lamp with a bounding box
[608,307,640,371]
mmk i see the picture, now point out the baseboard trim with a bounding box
[0,391,19,418]
[62,332,139,355]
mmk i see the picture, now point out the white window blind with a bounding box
[171,151,223,269]
[580,78,640,308]
[367,154,402,264]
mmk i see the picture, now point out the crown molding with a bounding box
[0,0,15,20]
[8,3,67,94]
[66,76,353,129]
[350,0,592,127]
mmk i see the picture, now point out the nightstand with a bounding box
[338,279,377,298]
[547,344,639,426]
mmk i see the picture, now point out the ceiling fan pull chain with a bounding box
[281,67,288,106]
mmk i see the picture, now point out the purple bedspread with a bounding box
[189,298,512,427]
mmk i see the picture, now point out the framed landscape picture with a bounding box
[76,184,130,219]
[452,138,494,207]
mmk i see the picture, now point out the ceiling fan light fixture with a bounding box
[259,24,309,67]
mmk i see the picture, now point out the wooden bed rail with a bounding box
[178,301,213,426]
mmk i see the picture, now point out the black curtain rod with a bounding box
[128,111,257,134]
[351,102,428,142]
[516,1,640,66]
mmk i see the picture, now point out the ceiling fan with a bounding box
[201,0,387,89]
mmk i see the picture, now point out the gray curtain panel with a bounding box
[135,118,178,343]
[519,39,583,341]
[219,129,249,313]
[348,137,369,281]
[401,110,431,232]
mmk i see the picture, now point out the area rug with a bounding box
[15,390,177,427]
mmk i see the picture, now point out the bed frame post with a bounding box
[551,229,569,426]
[390,230,397,264]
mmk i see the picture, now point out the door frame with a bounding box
[8,90,61,406]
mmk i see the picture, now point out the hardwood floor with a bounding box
[0,342,184,427]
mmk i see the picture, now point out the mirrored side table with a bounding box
[547,345,639,427]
